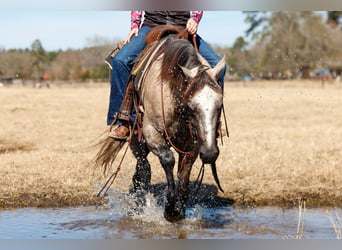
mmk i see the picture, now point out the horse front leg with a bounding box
[129,134,151,193]
[144,126,182,222]
[127,133,151,213]
[157,145,184,222]
[176,153,197,218]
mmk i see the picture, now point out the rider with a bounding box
[106,11,226,140]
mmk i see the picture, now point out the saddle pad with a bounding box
[132,37,169,91]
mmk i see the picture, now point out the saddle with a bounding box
[145,25,189,44]
[131,25,191,77]
[106,25,192,71]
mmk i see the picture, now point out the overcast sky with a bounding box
[0,11,249,51]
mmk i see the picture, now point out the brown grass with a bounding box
[1,80,342,208]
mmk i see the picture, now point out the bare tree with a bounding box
[243,12,338,78]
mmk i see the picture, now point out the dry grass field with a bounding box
[1,80,342,208]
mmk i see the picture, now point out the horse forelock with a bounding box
[157,37,222,106]
[183,69,222,105]
[159,37,199,82]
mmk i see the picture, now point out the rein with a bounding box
[96,125,134,198]
[96,141,130,197]
[192,34,199,53]
[160,81,195,163]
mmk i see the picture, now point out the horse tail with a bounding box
[211,162,224,193]
[93,137,125,176]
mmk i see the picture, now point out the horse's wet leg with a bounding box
[130,159,151,212]
[130,136,151,193]
[132,160,151,193]
[129,136,151,211]
[158,148,184,222]
[175,155,196,220]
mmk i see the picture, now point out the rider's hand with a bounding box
[186,19,198,35]
[124,28,139,44]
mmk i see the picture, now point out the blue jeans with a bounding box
[107,25,226,126]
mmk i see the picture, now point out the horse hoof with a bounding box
[164,207,185,222]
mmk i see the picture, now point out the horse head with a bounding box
[180,55,226,164]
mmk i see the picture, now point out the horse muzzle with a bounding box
[199,148,219,164]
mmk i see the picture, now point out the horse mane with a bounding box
[158,37,221,104]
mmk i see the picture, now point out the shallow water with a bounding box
[0,191,341,239]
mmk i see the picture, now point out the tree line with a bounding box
[222,11,342,80]
[1,11,342,83]
[0,39,115,83]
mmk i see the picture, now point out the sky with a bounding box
[0,11,249,51]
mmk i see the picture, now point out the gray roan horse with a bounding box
[96,28,226,222]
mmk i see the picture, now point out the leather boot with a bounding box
[108,125,130,140]
[108,79,134,140]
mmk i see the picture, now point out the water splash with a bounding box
[106,189,168,224]
[106,189,214,227]
[132,192,167,224]
[186,204,205,222]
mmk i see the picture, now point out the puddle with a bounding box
[0,190,340,239]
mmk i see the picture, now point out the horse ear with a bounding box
[179,65,199,79]
[208,55,226,80]
[197,53,211,68]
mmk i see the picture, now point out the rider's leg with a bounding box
[107,25,151,139]
[195,34,226,89]
[108,78,135,140]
